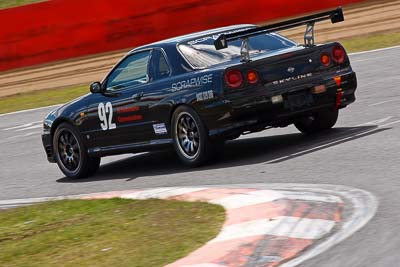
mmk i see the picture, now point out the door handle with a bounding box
[131,92,144,101]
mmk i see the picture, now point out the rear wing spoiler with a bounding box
[214,7,344,61]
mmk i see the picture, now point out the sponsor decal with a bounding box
[171,74,213,92]
[153,123,168,135]
[116,105,140,114]
[196,90,214,101]
[271,73,313,85]
[117,115,143,123]
[187,28,252,46]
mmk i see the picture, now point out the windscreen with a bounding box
[178,31,296,68]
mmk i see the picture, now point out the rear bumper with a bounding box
[208,70,357,138]
[42,132,55,163]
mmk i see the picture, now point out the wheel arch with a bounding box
[50,117,75,138]
[169,103,207,130]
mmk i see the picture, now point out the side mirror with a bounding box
[90,82,102,94]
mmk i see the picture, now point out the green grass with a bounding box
[0,198,225,267]
[0,85,87,114]
[0,0,44,9]
[341,31,400,53]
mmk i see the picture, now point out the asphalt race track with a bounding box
[1,47,400,266]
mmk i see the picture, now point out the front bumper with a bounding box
[42,132,55,163]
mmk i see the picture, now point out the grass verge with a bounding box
[0,85,87,114]
[1,31,399,115]
[0,198,225,267]
[341,31,400,53]
[0,0,44,9]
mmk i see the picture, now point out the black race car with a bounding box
[42,7,357,178]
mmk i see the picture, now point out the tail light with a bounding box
[225,70,243,88]
[320,53,330,66]
[246,70,259,84]
[332,45,345,64]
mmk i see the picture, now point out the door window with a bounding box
[150,49,171,81]
[106,51,151,91]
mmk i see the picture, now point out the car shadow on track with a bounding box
[56,125,388,183]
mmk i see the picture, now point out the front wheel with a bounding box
[53,123,100,179]
[294,109,339,134]
[172,106,222,167]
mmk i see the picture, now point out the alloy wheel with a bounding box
[176,112,200,159]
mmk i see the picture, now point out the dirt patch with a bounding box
[279,0,400,43]
[0,0,399,98]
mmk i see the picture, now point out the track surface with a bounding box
[1,47,400,266]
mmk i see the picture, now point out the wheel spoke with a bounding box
[178,124,187,134]
[180,117,188,129]
[71,138,77,146]
[186,117,192,130]
[68,133,74,144]
[182,139,190,152]
[190,121,196,131]
[190,142,194,153]
[60,135,66,145]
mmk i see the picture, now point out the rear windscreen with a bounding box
[178,30,296,68]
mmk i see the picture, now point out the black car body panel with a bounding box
[42,9,357,164]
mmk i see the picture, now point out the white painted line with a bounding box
[357,116,393,126]
[3,121,42,131]
[211,216,335,242]
[351,55,393,63]
[349,45,400,56]
[210,190,284,209]
[120,187,207,200]
[0,132,40,144]
[278,191,343,203]
[369,99,399,107]
[15,124,42,132]
[266,117,399,164]
[380,119,400,128]
[0,104,61,118]
[264,155,291,163]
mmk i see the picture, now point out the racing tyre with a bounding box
[172,106,221,167]
[294,109,339,134]
[53,123,100,179]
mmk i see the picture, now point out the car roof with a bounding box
[129,24,255,53]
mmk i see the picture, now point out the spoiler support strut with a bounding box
[304,22,315,47]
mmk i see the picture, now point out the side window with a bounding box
[106,51,151,91]
[150,49,171,81]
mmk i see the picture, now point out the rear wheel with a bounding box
[53,123,100,179]
[172,106,223,167]
[294,109,339,134]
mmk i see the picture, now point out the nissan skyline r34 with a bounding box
[42,8,357,178]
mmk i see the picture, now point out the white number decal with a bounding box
[105,102,116,130]
[98,102,116,131]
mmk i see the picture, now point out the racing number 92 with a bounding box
[98,102,116,131]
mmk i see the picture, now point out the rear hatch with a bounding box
[223,43,350,97]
